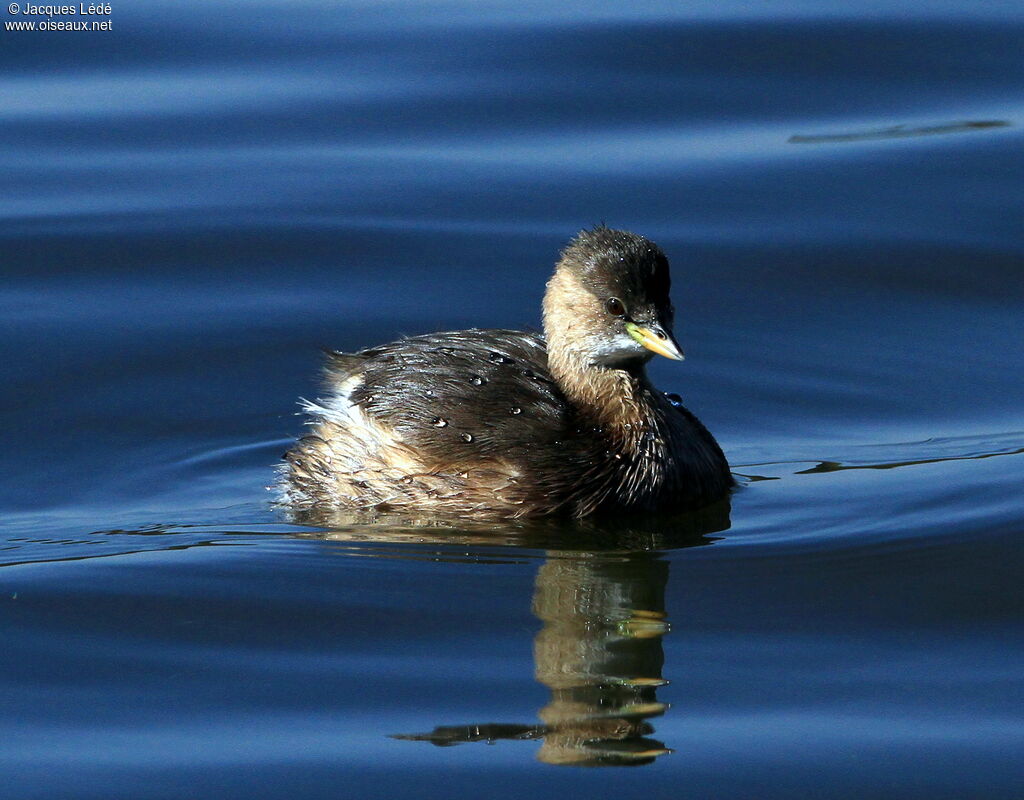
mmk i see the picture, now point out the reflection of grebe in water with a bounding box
[535,554,674,766]
[282,227,732,518]
[373,503,730,767]
[393,553,674,766]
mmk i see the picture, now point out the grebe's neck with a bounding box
[550,346,655,429]
[542,270,657,430]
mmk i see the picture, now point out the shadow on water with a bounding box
[732,432,1024,480]
[788,119,1010,144]
[794,446,1024,475]
[291,500,731,767]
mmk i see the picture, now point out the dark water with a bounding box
[3,1,1023,797]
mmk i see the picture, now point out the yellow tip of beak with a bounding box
[625,322,685,361]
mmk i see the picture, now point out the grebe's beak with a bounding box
[624,321,685,361]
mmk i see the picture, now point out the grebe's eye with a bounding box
[605,297,625,317]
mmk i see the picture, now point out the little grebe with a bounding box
[282,227,732,517]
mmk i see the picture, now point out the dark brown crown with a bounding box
[558,226,671,307]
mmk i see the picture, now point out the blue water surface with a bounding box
[2,1,1023,798]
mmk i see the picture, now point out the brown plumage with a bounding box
[281,227,732,518]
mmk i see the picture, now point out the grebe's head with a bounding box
[543,226,684,370]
